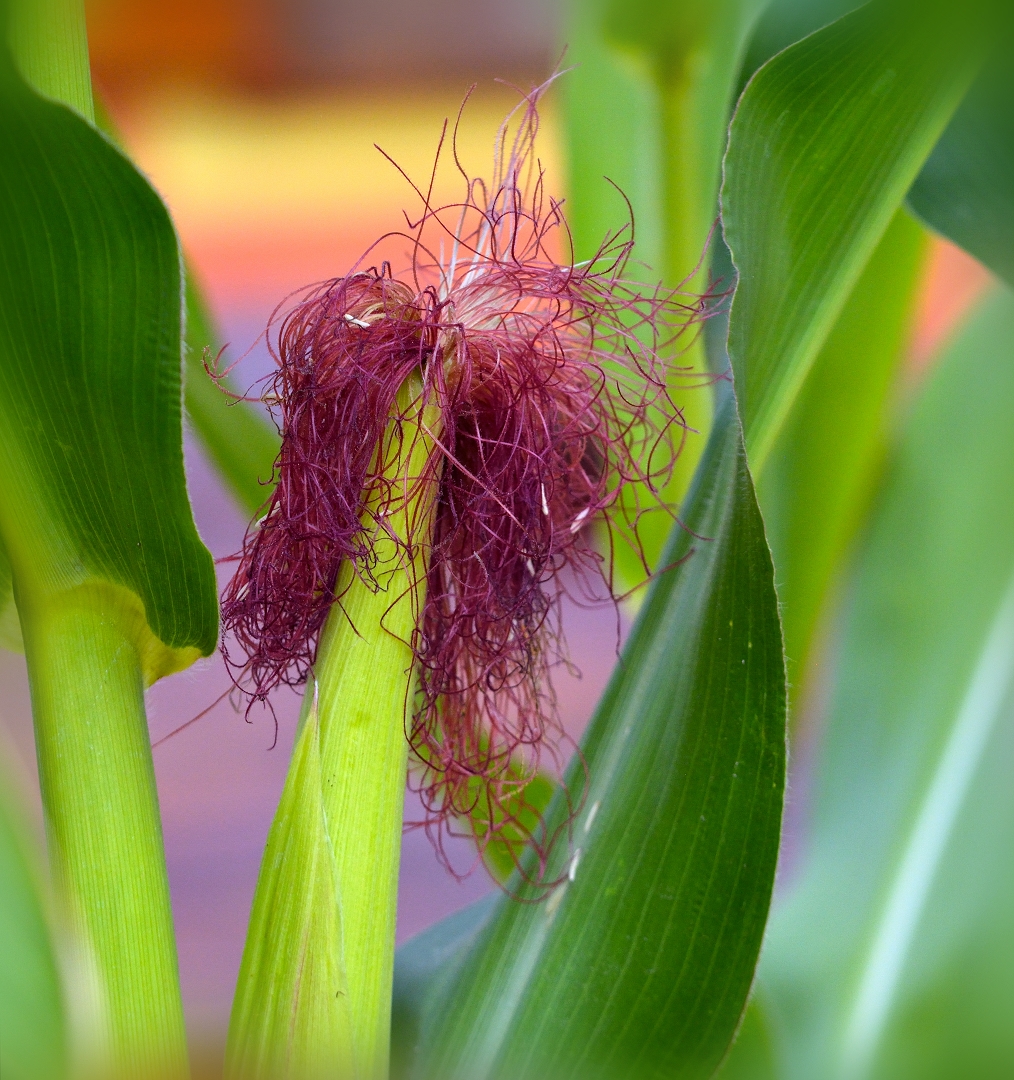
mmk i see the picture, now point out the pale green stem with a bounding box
[660,79,712,299]
[657,4,764,293]
[20,590,188,1079]
[8,0,94,121]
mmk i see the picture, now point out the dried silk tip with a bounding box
[219,78,708,879]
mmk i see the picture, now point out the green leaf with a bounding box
[182,275,280,516]
[0,59,79,654]
[908,32,1014,286]
[752,289,1014,1078]
[722,0,979,472]
[0,775,66,1080]
[736,0,857,95]
[410,385,786,1080]
[90,96,281,519]
[757,208,928,695]
[0,52,215,1073]
[227,696,355,1079]
[0,62,217,677]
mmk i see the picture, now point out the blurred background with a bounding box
[0,0,994,1066]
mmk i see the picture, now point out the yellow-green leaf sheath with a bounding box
[227,695,355,1080]
[230,382,435,1078]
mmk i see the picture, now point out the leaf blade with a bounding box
[0,65,217,672]
[90,97,281,520]
[907,35,1014,286]
[414,387,786,1079]
[722,0,977,470]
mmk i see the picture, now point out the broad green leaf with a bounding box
[90,97,281,518]
[0,24,84,652]
[757,208,928,695]
[182,276,280,516]
[410,385,786,1080]
[0,773,66,1080]
[0,62,216,676]
[736,0,857,94]
[227,697,355,1079]
[908,34,1014,286]
[749,290,1014,1078]
[722,0,979,472]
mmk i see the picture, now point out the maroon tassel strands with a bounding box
[219,80,707,875]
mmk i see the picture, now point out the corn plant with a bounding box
[1,0,1013,1078]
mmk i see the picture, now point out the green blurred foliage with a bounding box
[728,291,1014,1078]
[758,209,928,699]
[0,777,66,1080]
[909,23,1014,286]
